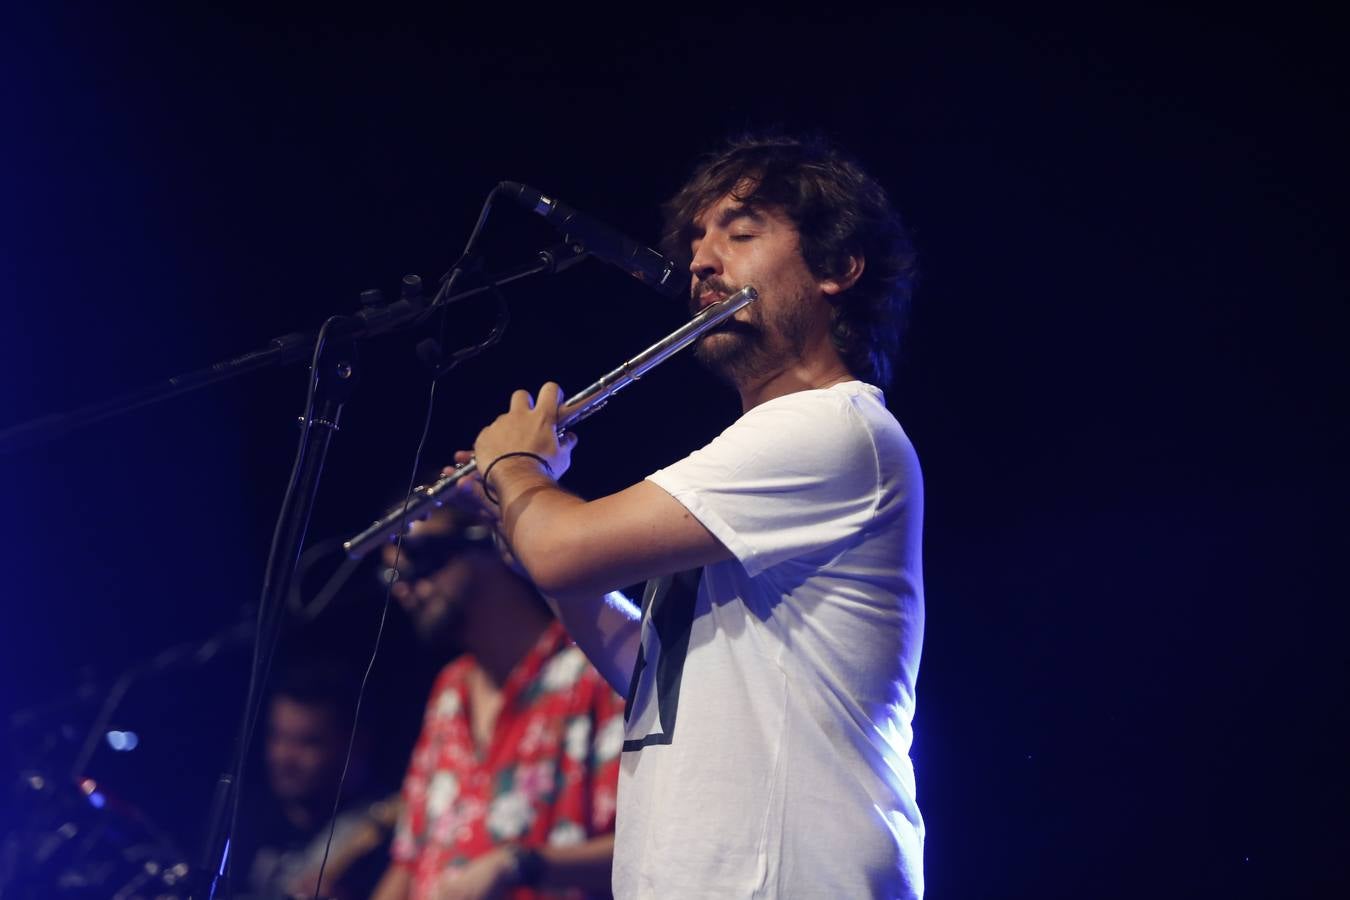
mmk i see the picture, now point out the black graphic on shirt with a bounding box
[622,568,700,751]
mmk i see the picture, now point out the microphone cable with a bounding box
[309,185,506,900]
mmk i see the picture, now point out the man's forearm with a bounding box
[488,456,591,595]
[487,459,640,692]
[541,589,640,695]
[369,863,410,900]
[487,457,726,597]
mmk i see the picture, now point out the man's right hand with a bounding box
[430,847,516,900]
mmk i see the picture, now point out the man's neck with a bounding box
[736,356,857,412]
[281,798,323,833]
[462,569,552,686]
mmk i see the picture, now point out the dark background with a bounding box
[2,6,1345,897]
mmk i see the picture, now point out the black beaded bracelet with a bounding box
[481,451,554,505]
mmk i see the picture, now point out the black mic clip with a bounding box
[536,240,589,276]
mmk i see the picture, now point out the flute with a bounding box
[342,284,759,559]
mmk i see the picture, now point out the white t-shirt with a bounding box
[616,381,925,899]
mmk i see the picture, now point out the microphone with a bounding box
[498,181,685,298]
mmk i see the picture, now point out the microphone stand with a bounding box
[197,320,360,900]
[0,240,588,899]
[191,243,585,900]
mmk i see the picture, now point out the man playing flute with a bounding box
[461,134,925,899]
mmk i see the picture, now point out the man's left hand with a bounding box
[430,847,516,900]
[473,383,576,484]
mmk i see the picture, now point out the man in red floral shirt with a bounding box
[370,506,624,900]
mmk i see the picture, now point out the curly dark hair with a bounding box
[271,656,361,731]
[661,134,916,387]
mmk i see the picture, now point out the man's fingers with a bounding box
[508,388,535,412]
[559,430,578,452]
[441,451,474,478]
[537,382,565,422]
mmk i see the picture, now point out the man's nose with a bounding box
[689,240,721,282]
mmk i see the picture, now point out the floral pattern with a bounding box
[425,772,459,820]
[563,716,593,763]
[594,717,625,763]
[486,789,534,840]
[548,820,586,847]
[392,622,625,900]
[514,760,557,801]
[538,647,587,692]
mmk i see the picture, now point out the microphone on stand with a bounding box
[498,181,686,298]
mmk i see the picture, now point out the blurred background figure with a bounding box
[234,657,397,900]
[371,502,624,900]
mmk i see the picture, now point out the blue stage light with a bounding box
[105,730,140,751]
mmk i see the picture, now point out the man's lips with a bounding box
[693,287,741,318]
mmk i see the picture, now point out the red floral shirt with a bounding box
[391,622,625,900]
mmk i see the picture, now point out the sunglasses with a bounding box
[374,525,494,587]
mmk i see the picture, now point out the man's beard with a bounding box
[413,597,467,653]
[691,282,812,385]
[694,322,771,383]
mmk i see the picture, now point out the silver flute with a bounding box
[342,284,759,559]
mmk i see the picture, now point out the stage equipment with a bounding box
[3,621,251,899]
[1,770,190,899]
[498,181,685,298]
[0,179,694,898]
[342,284,760,559]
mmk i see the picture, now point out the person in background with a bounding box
[235,659,395,899]
[370,502,624,900]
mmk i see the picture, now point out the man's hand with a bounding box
[473,383,576,487]
[442,450,529,580]
[430,847,516,900]
[445,449,499,521]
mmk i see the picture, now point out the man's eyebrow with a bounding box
[717,205,766,228]
[688,204,765,240]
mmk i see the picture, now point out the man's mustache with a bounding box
[689,277,740,315]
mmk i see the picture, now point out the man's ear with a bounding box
[821,254,865,296]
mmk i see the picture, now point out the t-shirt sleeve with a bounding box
[646,391,883,577]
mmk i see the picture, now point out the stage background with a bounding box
[2,7,1345,897]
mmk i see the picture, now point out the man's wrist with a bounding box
[482,453,555,504]
[502,844,546,888]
